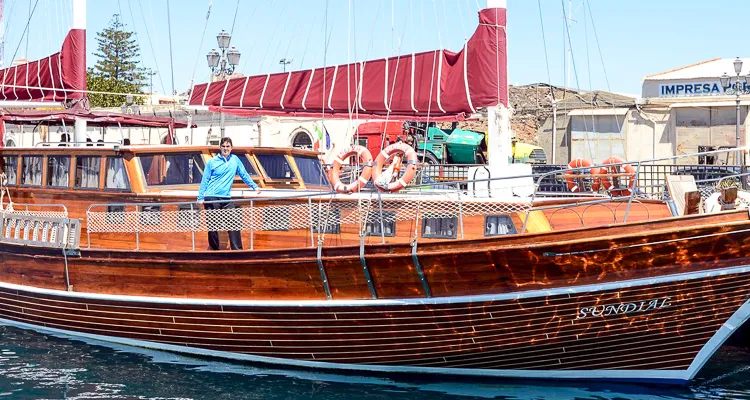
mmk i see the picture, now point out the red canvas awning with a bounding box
[189,7,507,119]
[0,29,86,103]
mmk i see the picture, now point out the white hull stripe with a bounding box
[0,317,694,382]
[219,80,230,107]
[327,65,338,111]
[0,264,748,308]
[462,41,475,113]
[437,50,445,113]
[280,71,292,109]
[302,68,315,110]
[259,74,270,108]
[57,54,66,103]
[358,62,366,111]
[239,76,250,107]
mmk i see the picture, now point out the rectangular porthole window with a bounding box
[484,215,518,236]
[312,207,340,234]
[421,214,458,239]
[106,205,126,224]
[177,204,201,228]
[140,205,162,226]
[365,211,396,237]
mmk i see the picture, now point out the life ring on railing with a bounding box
[599,156,637,196]
[564,158,601,192]
[704,190,750,213]
[372,142,418,192]
[329,145,373,194]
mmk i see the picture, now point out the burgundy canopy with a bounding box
[190,7,507,120]
[0,29,86,103]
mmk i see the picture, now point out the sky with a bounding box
[2,0,749,98]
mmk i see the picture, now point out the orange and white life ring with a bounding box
[564,158,601,192]
[329,145,373,194]
[372,142,418,192]
[600,156,637,196]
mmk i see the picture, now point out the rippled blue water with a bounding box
[1,324,750,399]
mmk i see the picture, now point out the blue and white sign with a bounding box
[659,81,750,97]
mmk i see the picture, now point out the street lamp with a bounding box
[279,58,293,72]
[720,57,750,180]
[206,30,241,79]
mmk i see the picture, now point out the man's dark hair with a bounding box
[220,137,233,146]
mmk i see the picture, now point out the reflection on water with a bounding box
[1,324,750,399]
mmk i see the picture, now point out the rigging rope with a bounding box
[135,0,166,94]
[560,0,595,162]
[166,0,175,96]
[188,0,212,97]
[8,0,38,68]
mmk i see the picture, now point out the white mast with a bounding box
[73,0,86,145]
[485,0,511,167]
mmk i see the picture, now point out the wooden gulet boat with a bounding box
[0,0,748,384]
[0,142,747,383]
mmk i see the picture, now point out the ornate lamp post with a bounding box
[721,57,750,184]
[206,30,241,80]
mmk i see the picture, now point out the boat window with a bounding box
[293,156,330,187]
[21,155,42,186]
[177,204,201,228]
[262,206,290,231]
[104,156,130,191]
[74,156,101,189]
[484,215,518,236]
[47,155,70,188]
[2,156,17,185]
[232,152,258,176]
[422,214,458,239]
[312,207,340,234]
[140,205,162,225]
[256,154,296,180]
[140,153,204,186]
[356,137,368,147]
[365,210,396,237]
[106,205,126,224]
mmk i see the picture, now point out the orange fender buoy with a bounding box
[372,143,418,192]
[599,156,637,196]
[565,158,601,192]
[329,145,374,194]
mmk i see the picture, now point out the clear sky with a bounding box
[3,0,749,97]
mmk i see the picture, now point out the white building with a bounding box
[556,58,750,164]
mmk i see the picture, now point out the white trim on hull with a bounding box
[0,264,749,307]
[2,264,750,382]
[0,317,694,383]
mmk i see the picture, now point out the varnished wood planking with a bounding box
[0,272,745,370]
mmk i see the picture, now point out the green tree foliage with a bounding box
[88,14,145,107]
[87,69,143,108]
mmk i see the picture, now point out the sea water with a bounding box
[0,324,749,399]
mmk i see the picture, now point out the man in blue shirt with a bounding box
[197,137,260,250]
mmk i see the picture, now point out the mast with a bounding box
[0,0,4,68]
[485,0,511,167]
[73,0,86,145]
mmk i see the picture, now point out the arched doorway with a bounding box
[4,139,15,147]
[291,130,313,150]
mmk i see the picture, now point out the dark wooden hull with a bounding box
[1,210,750,382]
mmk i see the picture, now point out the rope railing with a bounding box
[80,147,750,251]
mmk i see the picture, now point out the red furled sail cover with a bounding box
[0,29,86,102]
[190,8,507,120]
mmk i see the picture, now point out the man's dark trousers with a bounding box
[204,197,243,250]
